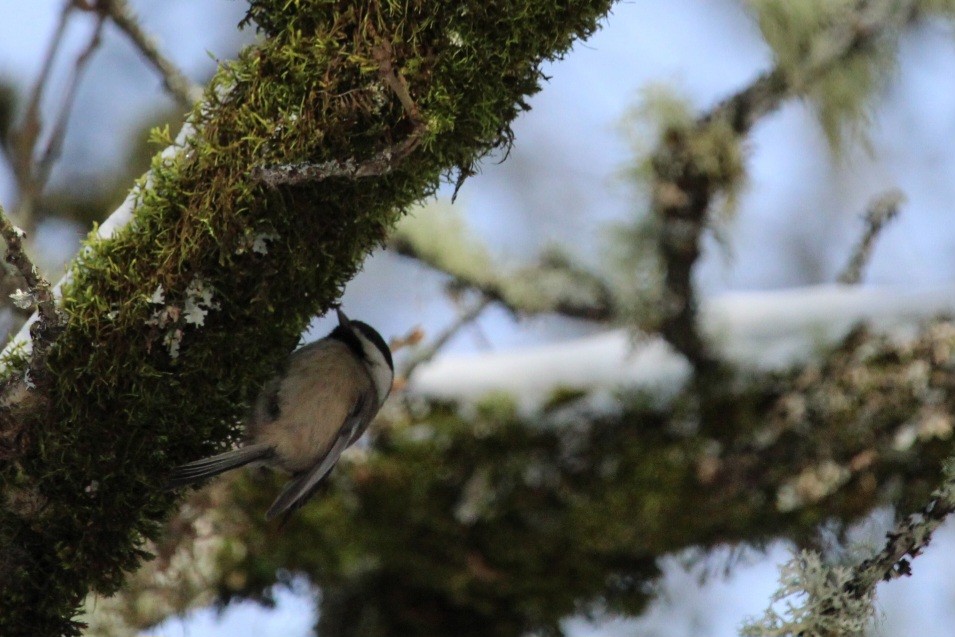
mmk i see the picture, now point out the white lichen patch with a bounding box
[149,285,165,305]
[163,328,183,360]
[9,289,34,310]
[447,29,464,47]
[183,276,220,326]
[251,232,279,255]
[741,550,874,637]
[235,232,280,255]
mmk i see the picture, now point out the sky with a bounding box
[3,1,955,636]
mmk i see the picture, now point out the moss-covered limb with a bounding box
[647,0,926,372]
[79,482,235,637]
[108,318,955,636]
[391,204,617,321]
[0,1,616,634]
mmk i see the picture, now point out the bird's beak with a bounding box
[336,307,351,327]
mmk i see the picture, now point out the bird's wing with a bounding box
[264,393,373,521]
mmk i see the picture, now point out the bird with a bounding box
[166,308,393,521]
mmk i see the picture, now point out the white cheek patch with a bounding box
[357,335,394,406]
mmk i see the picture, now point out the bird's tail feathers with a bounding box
[165,443,273,489]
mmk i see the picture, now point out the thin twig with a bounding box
[34,11,106,189]
[401,297,491,381]
[838,189,904,285]
[99,0,202,108]
[0,208,56,328]
[6,2,107,230]
[845,479,955,597]
[5,1,74,224]
[371,37,421,121]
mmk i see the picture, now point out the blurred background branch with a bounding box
[648,0,924,374]
[838,188,905,285]
[389,205,618,321]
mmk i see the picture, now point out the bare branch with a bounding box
[371,36,421,122]
[0,203,61,429]
[390,234,617,321]
[0,208,56,329]
[838,189,904,285]
[847,472,955,595]
[400,296,491,381]
[6,1,74,223]
[99,0,202,108]
[5,2,106,229]
[34,11,106,190]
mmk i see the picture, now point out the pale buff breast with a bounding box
[250,340,369,473]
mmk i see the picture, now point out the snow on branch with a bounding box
[410,283,955,407]
[0,121,195,366]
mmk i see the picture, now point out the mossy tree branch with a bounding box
[0,1,616,634]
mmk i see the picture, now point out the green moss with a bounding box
[0,0,616,634]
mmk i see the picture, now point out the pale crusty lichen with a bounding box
[741,550,874,637]
[745,0,927,149]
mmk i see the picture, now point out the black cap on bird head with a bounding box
[331,307,393,371]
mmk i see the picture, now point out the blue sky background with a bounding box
[4,1,955,635]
